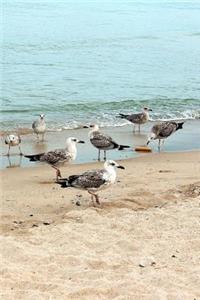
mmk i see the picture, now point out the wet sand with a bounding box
[1,119,200,170]
[1,151,200,299]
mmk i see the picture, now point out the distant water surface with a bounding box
[1,0,200,131]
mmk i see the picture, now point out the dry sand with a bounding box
[0,151,200,300]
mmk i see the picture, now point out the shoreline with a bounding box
[1,148,200,170]
[1,119,200,170]
[0,118,199,137]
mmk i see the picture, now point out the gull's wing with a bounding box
[32,120,39,129]
[69,169,106,189]
[41,149,72,165]
[126,112,145,123]
[152,122,177,138]
[90,131,118,149]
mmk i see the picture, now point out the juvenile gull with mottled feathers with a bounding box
[147,121,184,151]
[86,124,130,161]
[56,160,125,205]
[24,137,85,180]
[118,107,152,132]
[32,114,46,142]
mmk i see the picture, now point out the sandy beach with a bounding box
[2,0,200,299]
[1,151,200,299]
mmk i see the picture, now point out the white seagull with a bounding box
[86,124,130,161]
[147,121,184,151]
[24,137,85,180]
[56,160,125,205]
[5,134,23,156]
[32,114,46,142]
[118,107,152,132]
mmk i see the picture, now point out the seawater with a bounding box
[1,0,200,132]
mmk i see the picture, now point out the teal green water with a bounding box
[1,0,200,131]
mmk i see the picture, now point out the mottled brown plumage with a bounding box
[147,121,184,151]
[89,124,129,161]
[24,137,85,180]
[118,107,152,132]
[57,160,125,205]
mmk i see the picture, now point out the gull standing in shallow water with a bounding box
[56,160,125,205]
[32,114,46,142]
[5,134,23,156]
[24,137,85,180]
[118,107,152,132]
[86,124,130,161]
[147,121,184,151]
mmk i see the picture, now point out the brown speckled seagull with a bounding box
[87,124,130,161]
[32,114,46,142]
[147,121,184,151]
[56,160,125,205]
[24,137,85,180]
[118,107,152,132]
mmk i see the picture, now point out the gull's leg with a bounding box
[133,125,136,132]
[56,169,62,180]
[98,149,101,161]
[161,139,165,151]
[91,195,94,205]
[7,156,11,167]
[88,191,95,206]
[88,191,100,206]
[89,193,95,206]
[52,166,62,181]
[36,133,39,142]
[19,155,22,166]
[158,139,161,152]
[94,194,100,205]
[138,124,140,132]
[103,151,106,161]
[18,145,23,156]
[7,145,11,156]
[42,133,45,142]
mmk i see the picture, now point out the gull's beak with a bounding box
[117,165,125,170]
[78,140,85,144]
[83,125,89,128]
[147,140,150,145]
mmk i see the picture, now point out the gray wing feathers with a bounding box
[70,170,106,189]
[152,122,177,138]
[32,120,38,129]
[41,149,71,164]
[90,131,117,149]
[126,112,146,123]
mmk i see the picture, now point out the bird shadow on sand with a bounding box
[39,180,57,185]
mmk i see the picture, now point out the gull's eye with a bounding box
[111,163,115,166]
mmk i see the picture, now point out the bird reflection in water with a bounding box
[6,155,23,168]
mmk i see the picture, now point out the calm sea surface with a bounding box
[1,0,200,131]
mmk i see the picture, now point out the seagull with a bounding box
[147,121,184,151]
[118,107,152,132]
[5,134,23,156]
[56,160,125,205]
[86,124,130,161]
[24,137,85,180]
[32,114,46,142]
